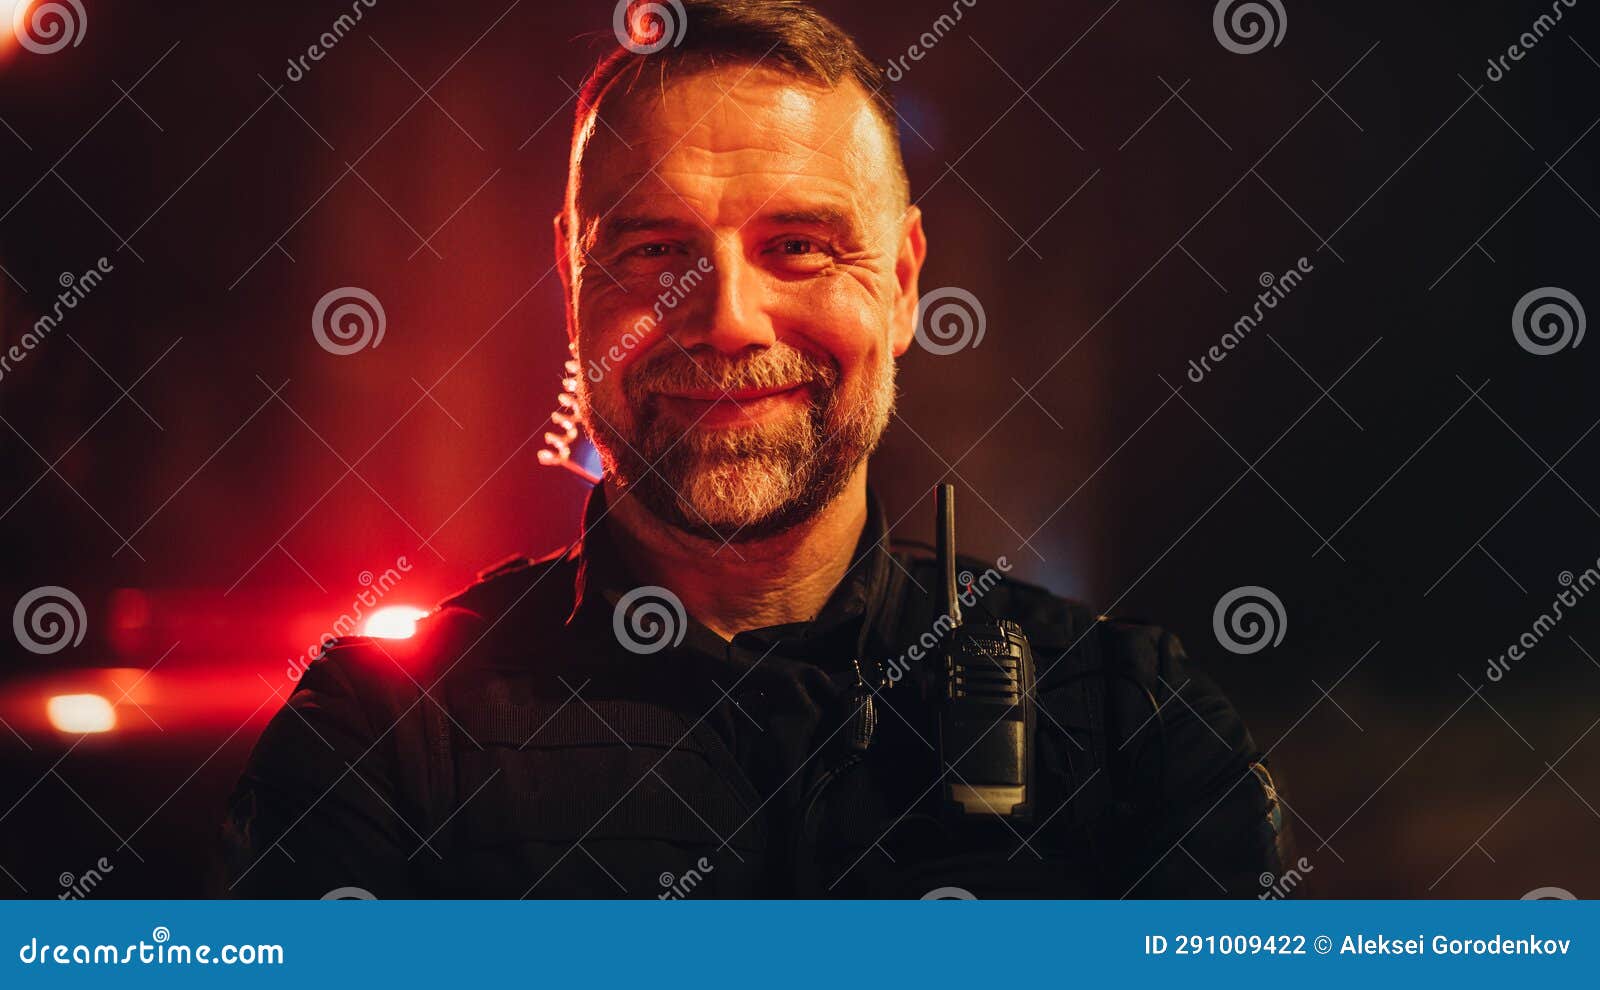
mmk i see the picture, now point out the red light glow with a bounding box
[46,694,116,734]
[361,605,429,639]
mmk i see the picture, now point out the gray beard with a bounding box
[581,350,894,544]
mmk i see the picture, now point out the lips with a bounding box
[659,382,807,403]
[652,380,813,427]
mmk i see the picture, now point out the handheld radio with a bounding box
[934,484,1037,825]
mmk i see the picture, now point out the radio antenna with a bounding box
[936,483,962,629]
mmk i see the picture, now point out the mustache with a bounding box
[623,344,838,400]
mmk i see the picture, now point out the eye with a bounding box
[779,238,819,255]
[632,242,675,258]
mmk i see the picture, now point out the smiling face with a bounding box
[558,64,925,542]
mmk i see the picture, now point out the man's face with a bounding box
[559,65,925,542]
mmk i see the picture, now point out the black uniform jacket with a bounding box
[222,486,1284,898]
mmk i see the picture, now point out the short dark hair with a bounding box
[573,0,908,202]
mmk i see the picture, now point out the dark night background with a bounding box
[1,0,1598,897]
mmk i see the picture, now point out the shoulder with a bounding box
[308,547,577,687]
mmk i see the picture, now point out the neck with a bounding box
[602,467,870,641]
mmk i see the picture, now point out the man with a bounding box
[223,0,1284,898]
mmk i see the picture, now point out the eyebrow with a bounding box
[599,214,697,241]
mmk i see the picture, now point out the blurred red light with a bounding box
[361,605,429,639]
[47,694,116,734]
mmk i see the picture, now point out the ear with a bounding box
[553,210,577,347]
[889,205,928,358]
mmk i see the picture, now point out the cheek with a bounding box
[773,277,890,376]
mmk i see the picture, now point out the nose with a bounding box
[674,242,774,355]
